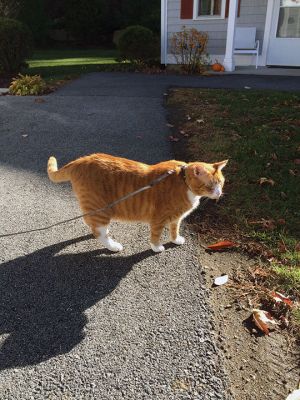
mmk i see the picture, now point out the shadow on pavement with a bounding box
[0,234,153,370]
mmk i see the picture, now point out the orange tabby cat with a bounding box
[47,153,227,252]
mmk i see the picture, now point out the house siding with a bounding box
[167,0,268,57]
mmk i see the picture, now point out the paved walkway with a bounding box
[0,72,297,400]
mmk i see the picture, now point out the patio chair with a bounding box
[234,27,260,69]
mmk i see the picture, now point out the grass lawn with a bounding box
[167,88,300,296]
[24,48,126,81]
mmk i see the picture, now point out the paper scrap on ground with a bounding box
[214,275,229,286]
[286,389,300,400]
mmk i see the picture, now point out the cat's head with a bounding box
[185,160,228,199]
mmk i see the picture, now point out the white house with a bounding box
[161,0,300,70]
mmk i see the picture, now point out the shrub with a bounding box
[117,25,159,64]
[0,17,33,74]
[18,0,49,46]
[9,74,47,95]
[170,27,209,74]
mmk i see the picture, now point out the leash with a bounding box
[0,168,179,239]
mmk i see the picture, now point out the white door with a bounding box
[267,0,300,66]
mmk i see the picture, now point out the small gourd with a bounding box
[211,60,225,72]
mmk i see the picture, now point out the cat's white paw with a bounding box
[151,243,165,253]
[172,235,185,245]
[106,239,123,252]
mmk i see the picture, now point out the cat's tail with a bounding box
[47,156,72,183]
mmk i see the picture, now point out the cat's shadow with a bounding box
[0,234,154,370]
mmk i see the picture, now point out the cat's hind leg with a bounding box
[169,220,185,245]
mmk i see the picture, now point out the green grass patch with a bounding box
[168,88,300,292]
[273,263,300,293]
[24,48,130,81]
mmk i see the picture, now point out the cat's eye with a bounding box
[205,185,214,191]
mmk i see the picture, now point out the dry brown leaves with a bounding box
[258,177,275,186]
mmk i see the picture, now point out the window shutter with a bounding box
[180,0,194,19]
[225,0,241,18]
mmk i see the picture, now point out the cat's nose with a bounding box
[214,186,222,198]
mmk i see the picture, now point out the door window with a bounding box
[277,0,300,38]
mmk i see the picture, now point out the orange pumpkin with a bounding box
[211,62,224,72]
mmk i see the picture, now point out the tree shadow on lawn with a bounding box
[0,234,154,370]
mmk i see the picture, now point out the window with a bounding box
[195,0,226,19]
[277,0,300,38]
[198,0,222,16]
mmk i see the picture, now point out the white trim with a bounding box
[261,0,275,66]
[193,0,226,20]
[223,0,239,71]
[161,0,168,65]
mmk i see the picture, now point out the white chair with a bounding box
[234,27,260,69]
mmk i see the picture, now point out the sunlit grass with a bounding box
[24,48,125,80]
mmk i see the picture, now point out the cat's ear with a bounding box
[213,160,228,171]
[193,164,207,177]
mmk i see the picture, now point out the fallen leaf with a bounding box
[179,130,189,137]
[244,86,251,89]
[271,153,278,160]
[252,267,269,278]
[214,274,229,286]
[34,98,45,103]
[186,115,191,120]
[171,379,190,391]
[270,291,293,307]
[206,240,238,251]
[258,177,275,186]
[286,389,300,400]
[21,134,28,138]
[248,219,276,231]
[166,123,174,128]
[289,169,298,176]
[196,119,204,123]
[280,315,289,328]
[169,135,179,142]
[136,135,143,139]
[278,242,287,253]
[277,218,286,225]
[280,191,288,199]
[263,219,276,231]
[252,309,278,335]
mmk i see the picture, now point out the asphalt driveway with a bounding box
[1,72,297,400]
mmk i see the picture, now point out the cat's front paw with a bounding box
[107,240,123,252]
[150,243,165,253]
[172,236,185,245]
